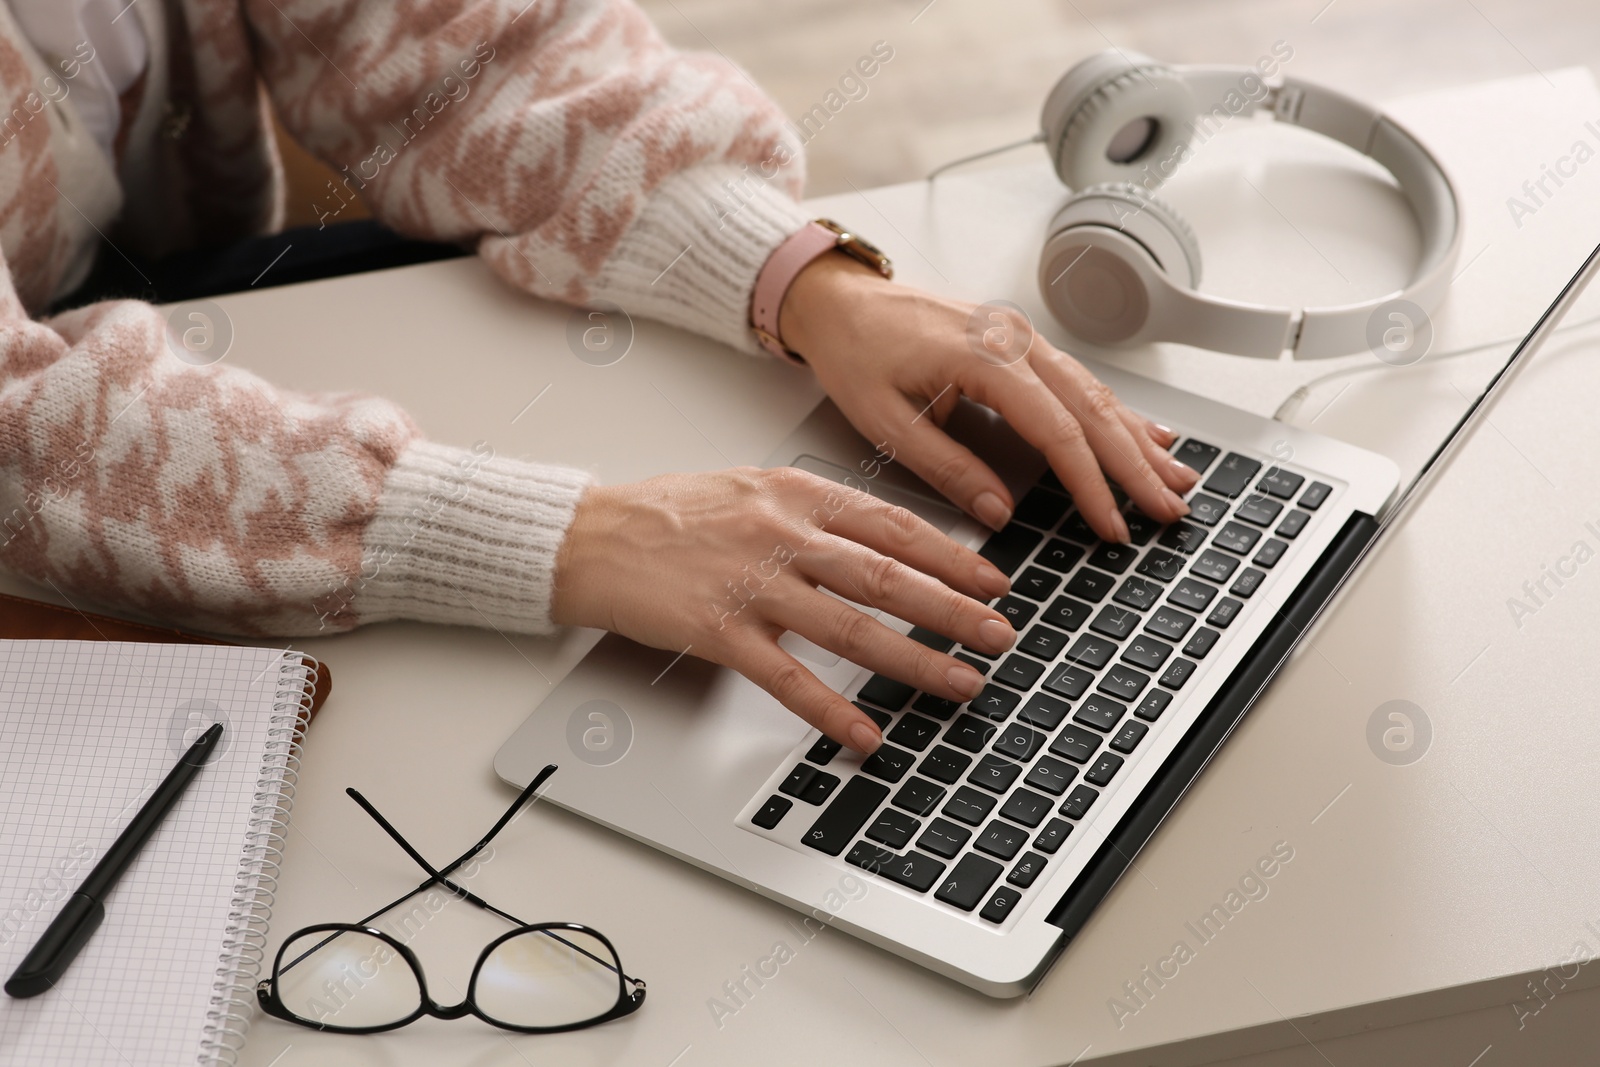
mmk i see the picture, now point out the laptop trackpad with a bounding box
[788,454,965,534]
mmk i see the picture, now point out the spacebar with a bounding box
[800,777,891,856]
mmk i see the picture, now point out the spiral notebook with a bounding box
[0,640,315,1066]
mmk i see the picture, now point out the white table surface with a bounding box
[8,69,1600,1067]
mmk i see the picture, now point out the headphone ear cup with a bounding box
[1041,50,1198,190]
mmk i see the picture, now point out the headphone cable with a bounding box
[926,133,1046,181]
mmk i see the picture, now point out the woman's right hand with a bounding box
[550,466,1019,755]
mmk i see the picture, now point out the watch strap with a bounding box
[749,221,842,364]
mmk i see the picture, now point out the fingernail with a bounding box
[976,562,1010,597]
[978,618,1016,653]
[947,664,985,699]
[1152,422,1176,441]
[1162,488,1190,517]
[849,721,882,754]
[973,492,1012,531]
[1108,511,1131,544]
[1168,455,1199,486]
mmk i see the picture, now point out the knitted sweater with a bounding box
[0,0,811,636]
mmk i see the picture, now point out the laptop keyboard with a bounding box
[747,438,1335,926]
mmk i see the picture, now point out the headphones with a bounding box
[1036,51,1462,359]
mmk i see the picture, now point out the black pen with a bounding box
[5,722,225,999]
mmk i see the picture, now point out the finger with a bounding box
[867,393,1017,532]
[1143,417,1178,450]
[729,633,887,753]
[812,488,1010,602]
[1118,407,1198,494]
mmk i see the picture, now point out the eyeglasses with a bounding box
[255,764,645,1034]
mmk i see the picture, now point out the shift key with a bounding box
[800,777,891,856]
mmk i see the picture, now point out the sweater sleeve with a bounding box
[246,0,811,354]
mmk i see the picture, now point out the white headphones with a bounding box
[1036,50,1462,359]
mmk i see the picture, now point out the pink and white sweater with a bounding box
[0,0,812,636]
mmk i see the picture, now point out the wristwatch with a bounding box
[750,218,893,364]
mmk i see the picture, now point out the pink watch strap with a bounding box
[750,221,839,364]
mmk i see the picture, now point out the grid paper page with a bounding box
[0,640,295,1067]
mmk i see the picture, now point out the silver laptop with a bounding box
[495,242,1600,996]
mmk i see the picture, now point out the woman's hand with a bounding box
[550,468,1016,754]
[779,255,1199,542]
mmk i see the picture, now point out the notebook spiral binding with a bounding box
[198,654,318,1067]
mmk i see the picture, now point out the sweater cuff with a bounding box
[591,163,812,355]
[353,441,594,634]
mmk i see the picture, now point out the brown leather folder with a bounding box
[0,591,332,718]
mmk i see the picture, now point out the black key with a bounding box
[944,714,999,753]
[993,595,1038,629]
[1024,755,1078,796]
[993,722,1045,762]
[908,626,955,653]
[1057,511,1097,544]
[1146,604,1196,641]
[1014,486,1071,530]
[1186,492,1229,527]
[857,674,913,712]
[1136,549,1185,582]
[1253,538,1289,568]
[1214,521,1262,555]
[1008,851,1048,888]
[1174,438,1221,474]
[1017,693,1073,731]
[1059,784,1099,819]
[915,817,970,858]
[1033,819,1073,854]
[979,523,1044,577]
[1258,467,1305,499]
[919,745,972,784]
[968,753,1023,794]
[866,808,920,849]
[1170,577,1218,612]
[1073,694,1127,732]
[1298,481,1332,510]
[753,795,792,829]
[1124,510,1162,545]
[974,820,1029,860]
[1065,568,1116,602]
[1099,664,1150,701]
[1159,657,1198,690]
[845,841,895,874]
[1039,467,1064,492]
[1230,568,1266,598]
[853,703,891,730]
[1043,662,1094,701]
[1065,633,1117,670]
[943,785,997,825]
[892,776,947,816]
[806,736,841,765]
[1158,521,1206,555]
[1085,752,1125,786]
[954,651,991,673]
[1034,538,1086,573]
[1235,493,1283,527]
[800,776,891,855]
[1049,726,1103,764]
[860,744,916,784]
[1277,510,1311,539]
[1042,595,1094,632]
[935,853,1003,911]
[1122,634,1173,672]
[1183,627,1221,659]
[1191,549,1240,584]
[999,788,1053,828]
[993,654,1045,691]
[1086,542,1139,575]
[1089,605,1139,640]
[1204,452,1262,498]
[1110,719,1150,753]
[1113,575,1162,611]
[1018,624,1070,661]
[888,712,941,752]
[1207,596,1243,629]
[1013,566,1062,602]
[970,684,1021,721]
[780,764,841,805]
[881,851,946,894]
[1134,689,1172,721]
[912,692,962,722]
[981,887,1024,924]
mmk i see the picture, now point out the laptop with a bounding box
[495,241,1600,996]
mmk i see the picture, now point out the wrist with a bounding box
[551,483,625,630]
[778,252,893,358]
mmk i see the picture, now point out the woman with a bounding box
[0,0,1196,755]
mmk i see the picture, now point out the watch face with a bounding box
[817,218,892,276]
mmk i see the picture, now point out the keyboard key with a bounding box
[1122,635,1173,672]
[866,808,920,849]
[1013,566,1062,601]
[1065,633,1117,669]
[1192,549,1240,584]
[780,764,841,805]
[970,684,1020,722]
[1017,693,1073,731]
[888,712,941,752]
[1039,468,1064,491]
[915,817,971,858]
[1073,694,1127,732]
[908,626,955,653]
[1213,521,1262,555]
[753,795,792,829]
[1276,510,1311,539]
[1085,752,1125,786]
[1057,511,1097,544]
[1049,726,1103,764]
[1183,627,1221,659]
[1298,481,1332,510]
[882,851,947,893]
[945,714,999,753]
[1014,486,1071,531]
[1059,784,1099,819]
[805,736,841,765]
[935,853,1003,911]
[1113,575,1162,611]
[1008,851,1049,888]
[1158,522,1206,555]
[943,785,997,825]
[1110,720,1149,753]
[845,841,895,874]
[1230,568,1266,598]
[1018,624,1070,661]
[1034,538,1086,573]
[919,745,972,784]
[1170,577,1218,612]
[993,723,1045,762]
[857,674,913,711]
[1253,538,1289,568]
[954,651,991,673]
[1099,664,1150,701]
[1089,605,1139,639]
[1207,596,1243,628]
[1146,604,1196,641]
[974,820,1029,860]
[968,753,1023,794]
[1136,549,1185,582]
[993,595,1038,629]
[981,886,1024,924]
[1186,492,1229,527]
[799,776,890,855]
[854,703,891,730]
[1174,438,1221,474]
[1033,819,1073,854]
[999,788,1053,828]
[912,692,962,722]
[1024,755,1078,796]
[1043,662,1094,701]
[1065,568,1116,602]
[861,744,916,783]
[993,654,1045,691]
[1204,453,1262,498]
[1042,595,1094,631]
[1257,467,1305,499]
[1159,657,1198,690]
[1087,542,1139,574]
[1124,510,1162,545]
[1134,689,1172,721]
[892,776,947,816]
[1235,494,1283,527]
[979,523,1044,577]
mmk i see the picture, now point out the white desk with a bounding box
[9,70,1600,1066]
